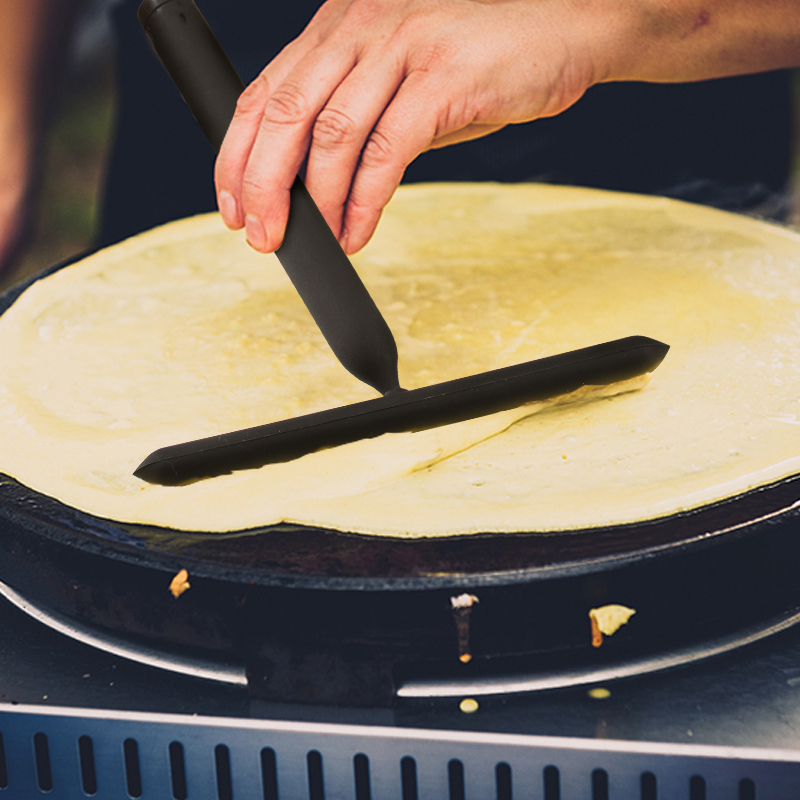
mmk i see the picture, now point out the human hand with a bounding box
[214,0,611,255]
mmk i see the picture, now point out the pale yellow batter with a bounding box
[1,183,799,536]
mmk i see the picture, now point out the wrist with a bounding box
[538,0,642,95]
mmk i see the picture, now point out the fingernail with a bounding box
[218,190,239,227]
[340,229,348,253]
[245,214,266,250]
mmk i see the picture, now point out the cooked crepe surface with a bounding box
[1,183,799,537]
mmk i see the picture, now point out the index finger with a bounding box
[237,45,359,252]
[214,39,315,230]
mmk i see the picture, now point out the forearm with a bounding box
[0,1,83,273]
[1,1,55,138]
[597,0,800,84]
[0,1,82,149]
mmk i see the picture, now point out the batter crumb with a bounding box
[169,568,191,598]
[459,698,479,713]
[589,604,636,648]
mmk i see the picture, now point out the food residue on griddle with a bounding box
[459,697,479,713]
[169,568,191,598]
[451,593,479,663]
[589,604,636,648]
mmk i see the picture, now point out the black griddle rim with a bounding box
[2,468,800,592]
[3,254,800,592]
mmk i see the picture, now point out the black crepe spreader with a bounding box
[134,0,668,485]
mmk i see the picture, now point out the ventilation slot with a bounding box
[0,732,8,789]
[689,774,707,800]
[495,762,512,800]
[123,739,142,799]
[400,756,418,800]
[591,768,608,800]
[78,736,97,796]
[640,771,657,800]
[307,750,324,800]
[260,747,278,800]
[739,778,757,800]
[448,759,465,800]
[215,744,233,800]
[543,765,560,800]
[169,741,188,800]
[350,754,370,800]
[33,732,53,793]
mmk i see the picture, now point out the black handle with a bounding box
[138,0,401,395]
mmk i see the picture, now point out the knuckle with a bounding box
[394,13,438,45]
[235,73,270,115]
[313,108,359,150]
[436,98,474,138]
[215,145,241,180]
[360,129,395,169]
[410,42,453,73]
[262,84,312,127]
[345,196,374,222]
[240,171,272,207]
[341,0,386,28]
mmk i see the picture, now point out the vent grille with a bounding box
[0,703,798,798]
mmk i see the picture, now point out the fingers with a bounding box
[341,76,440,253]
[304,54,404,240]
[236,45,360,252]
[214,36,319,231]
[214,73,270,231]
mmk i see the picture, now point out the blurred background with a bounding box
[0,0,116,294]
[1,0,799,295]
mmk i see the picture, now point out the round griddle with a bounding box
[3,254,800,707]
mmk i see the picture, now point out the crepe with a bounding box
[1,183,799,537]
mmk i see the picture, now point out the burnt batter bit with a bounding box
[451,593,480,663]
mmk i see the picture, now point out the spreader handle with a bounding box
[138,0,402,395]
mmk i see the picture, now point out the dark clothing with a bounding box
[101,0,794,247]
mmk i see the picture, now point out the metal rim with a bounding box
[0,579,247,686]
[4,576,799,699]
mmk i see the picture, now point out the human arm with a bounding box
[214,0,800,256]
[0,0,82,275]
